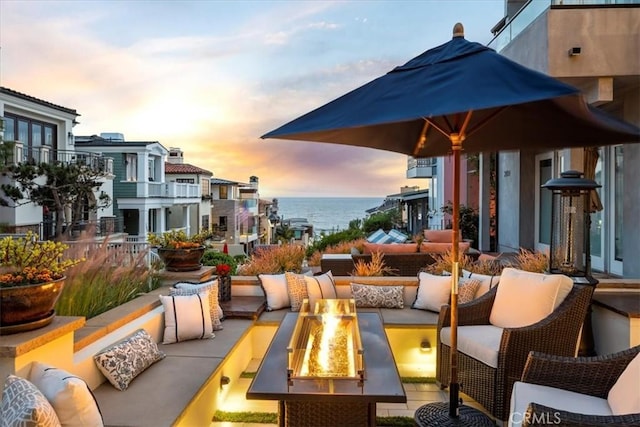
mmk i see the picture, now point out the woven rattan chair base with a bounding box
[415,402,495,426]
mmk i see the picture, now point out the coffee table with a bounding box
[247,311,406,427]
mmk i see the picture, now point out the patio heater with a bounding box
[542,170,600,356]
[542,170,601,284]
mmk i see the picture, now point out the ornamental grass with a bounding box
[55,240,161,319]
[237,243,306,275]
[352,251,396,276]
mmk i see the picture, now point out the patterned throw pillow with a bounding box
[29,361,104,427]
[285,272,309,312]
[350,283,404,308]
[458,277,482,304]
[367,228,394,243]
[93,329,165,391]
[171,280,223,330]
[1,375,61,427]
[159,292,215,344]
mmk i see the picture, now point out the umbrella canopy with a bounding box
[263,27,638,157]
[262,23,639,421]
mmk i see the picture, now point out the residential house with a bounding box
[0,87,114,238]
[164,147,212,235]
[210,175,261,254]
[75,134,200,241]
[485,0,640,277]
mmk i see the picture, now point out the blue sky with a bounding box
[1,0,504,197]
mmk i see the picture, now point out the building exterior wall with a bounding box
[492,3,639,277]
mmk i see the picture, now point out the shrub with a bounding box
[306,229,365,257]
[362,209,400,234]
[423,249,475,275]
[201,250,238,274]
[307,238,367,267]
[237,244,306,275]
[56,242,160,319]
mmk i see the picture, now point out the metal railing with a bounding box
[39,217,125,240]
[7,143,113,174]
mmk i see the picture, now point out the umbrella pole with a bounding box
[449,134,462,418]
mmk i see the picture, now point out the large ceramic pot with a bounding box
[0,277,65,333]
[158,246,205,272]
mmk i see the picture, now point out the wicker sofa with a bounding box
[510,346,640,426]
[436,272,594,422]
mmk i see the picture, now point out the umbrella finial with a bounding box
[453,22,464,38]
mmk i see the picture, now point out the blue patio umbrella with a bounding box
[262,23,639,423]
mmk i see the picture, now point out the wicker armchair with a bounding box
[512,346,640,426]
[436,283,594,422]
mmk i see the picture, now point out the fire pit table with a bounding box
[247,299,406,427]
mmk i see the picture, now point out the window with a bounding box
[3,113,57,158]
[176,178,195,183]
[219,186,228,199]
[125,153,137,181]
[148,158,155,182]
[219,216,227,231]
[202,215,209,230]
[201,179,210,197]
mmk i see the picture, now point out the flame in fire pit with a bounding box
[317,312,341,373]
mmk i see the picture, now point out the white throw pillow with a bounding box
[304,271,337,309]
[171,280,223,330]
[489,268,573,328]
[29,362,104,427]
[159,292,214,344]
[258,273,290,311]
[93,329,165,391]
[608,353,640,415]
[1,375,61,427]
[412,272,452,312]
[462,269,500,298]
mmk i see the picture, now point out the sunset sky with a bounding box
[1,0,504,197]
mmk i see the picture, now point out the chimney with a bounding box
[168,147,184,164]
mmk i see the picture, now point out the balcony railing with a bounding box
[126,181,201,198]
[407,157,437,178]
[488,0,639,52]
[6,143,114,175]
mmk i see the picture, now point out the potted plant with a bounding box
[215,263,232,302]
[147,230,211,272]
[0,232,83,333]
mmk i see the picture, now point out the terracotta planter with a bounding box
[158,246,205,272]
[0,277,65,333]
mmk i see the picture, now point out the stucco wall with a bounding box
[548,8,640,78]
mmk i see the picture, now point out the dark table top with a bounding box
[247,312,406,404]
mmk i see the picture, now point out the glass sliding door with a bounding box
[590,147,604,272]
[609,146,623,275]
[535,153,554,253]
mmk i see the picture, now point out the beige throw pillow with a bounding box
[489,267,573,328]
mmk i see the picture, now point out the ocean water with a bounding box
[274,197,383,235]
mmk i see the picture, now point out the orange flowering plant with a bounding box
[147,229,212,249]
[0,232,84,287]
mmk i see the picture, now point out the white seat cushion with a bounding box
[440,325,503,368]
[508,381,613,427]
[489,268,573,328]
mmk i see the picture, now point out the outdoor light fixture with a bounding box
[420,340,432,353]
[220,375,230,387]
[568,47,582,57]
